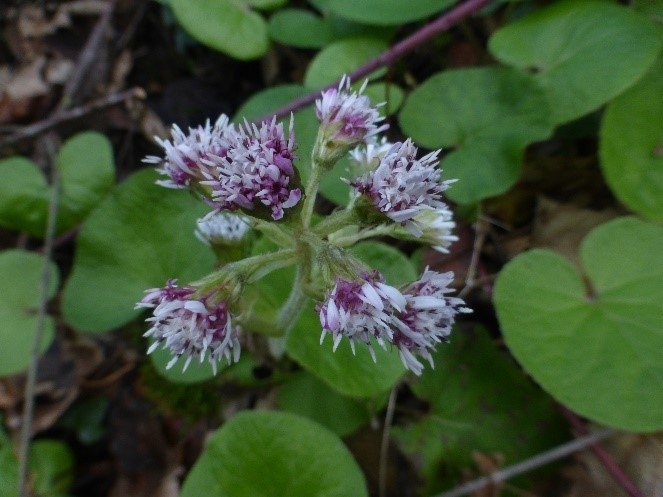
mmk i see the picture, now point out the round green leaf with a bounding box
[304,38,388,89]
[0,132,114,238]
[393,327,566,492]
[287,306,405,398]
[169,0,269,60]
[181,410,368,497]
[278,371,370,436]
[494,217,663,431]
[62,168,215,332]
[600,55,663,221]
[399,67,553,203]
[318,0,455,25]
[269,9,335,48]
[0,250,59,376]
[489,0,662,124]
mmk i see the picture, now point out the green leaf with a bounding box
[62,168,215,332]
[268,9,393,49]
[393,328,565,492]
[169,0,269,60]
[278,372,370,436]
[268,9,335,48]
[0,439,73,497]
[181,410,368,497]
[489,0,663,124]
[399,67,553,203]
[349,241,417,286]
[494,217,663,431]
[287,306,405,398]
[0,132,114,238]
[304,38,388,89]
[0,250,59,376]
[317,0,455,25]
[600,55,663,221]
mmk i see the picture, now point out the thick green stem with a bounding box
[300,163,325,228]
[313,208,359,237]
[276,264,310,335]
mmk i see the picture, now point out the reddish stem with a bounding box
[257,0,493,123]
[560,406,644,497]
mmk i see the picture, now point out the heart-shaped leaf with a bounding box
[399,67,553,203]
[600,55,663,221]
[489,0,662,124]
[0,250,59,376]
[181,411,368,497]
[0,132,114,238]
[62,168,215,333]
[494,217,663,431]
[169,0,269,60]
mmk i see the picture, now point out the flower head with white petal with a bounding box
[195,212,251,246]
[143,114,236,189]
[350,139,456,236]
[314,76,388,165]
[205,117,301,220]
[394,269,471,374]
[136,280,240,374]
[317,271,406,361]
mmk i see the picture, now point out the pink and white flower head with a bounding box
[143,114,236,189]
[204,117,301,221]
[314,76,388,165]
[350,139,456,237]
[317,271,406,361]
[136,280,241,374]
[395,269,471,375]
[317,269,470,375]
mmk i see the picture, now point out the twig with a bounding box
[17,136,60,497]
[256,0,493,123]
[0,87,145,149]
[561,407,644,497]
[56,0,118,111]
[379,385,399,497]
[459,217,489,299]
[433,428,616,497]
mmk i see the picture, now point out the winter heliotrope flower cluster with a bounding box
[137,76,470,375]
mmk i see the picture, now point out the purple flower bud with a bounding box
[136,279,241,374]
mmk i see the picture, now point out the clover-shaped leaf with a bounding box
[489,0,662,124]
[181,411,368,497]
[0,250,59,376]
[494,217,663,431]
[399,67,553,203]
[62,168,214,333]
[0,132,114,238]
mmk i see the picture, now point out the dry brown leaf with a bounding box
[6,56,50,100]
